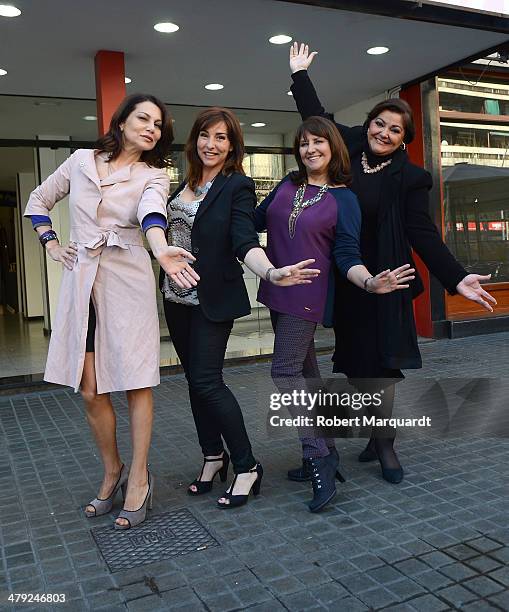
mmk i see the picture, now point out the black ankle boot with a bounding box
[327,447,346,483]
[288,458,312,482]
[308,456,340,513]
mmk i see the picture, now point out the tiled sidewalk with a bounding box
[0,332,508,611]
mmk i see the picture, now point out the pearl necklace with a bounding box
[361,151,392,174]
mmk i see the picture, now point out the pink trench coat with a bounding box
[24,149,170,394]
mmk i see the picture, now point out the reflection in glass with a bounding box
[443,164,509,282]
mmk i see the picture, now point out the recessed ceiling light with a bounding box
[154,22,179,33]
[251,122,266,128]
[239,122,245,126]
[205,83,224,90]
[0,5,21,17]
[269,34,292,45]
[124,77,132,84]
[367,46,389,55]
[287,90,293,96]
[0,68,7,76]
[83,115,97,121]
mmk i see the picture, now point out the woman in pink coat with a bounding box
[24,94,199,529]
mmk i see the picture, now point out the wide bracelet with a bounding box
[39,230,58,248]
[265,267,276,282]
[363,276,374,293]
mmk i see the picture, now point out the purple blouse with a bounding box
[257,181,355,323]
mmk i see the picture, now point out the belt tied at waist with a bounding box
[71,227,144,257]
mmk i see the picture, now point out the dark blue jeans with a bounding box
[164,300,256,473]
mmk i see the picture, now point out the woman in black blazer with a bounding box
[288,43,496,484]
[160,106,319,507]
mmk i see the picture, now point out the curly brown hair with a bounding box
[95,93,174,168]
[185,107,245,191]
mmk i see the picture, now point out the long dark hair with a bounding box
[292,116,351,186]
[364,98,415,144]
[95,93,174,168]
[185,107,245,191]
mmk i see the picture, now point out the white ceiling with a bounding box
[0,0,507,114]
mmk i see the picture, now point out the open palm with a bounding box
[290,42,318,74]
[456,274,496,312]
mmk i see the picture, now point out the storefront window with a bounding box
[439,73,509,282]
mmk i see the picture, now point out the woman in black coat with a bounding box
[288,43,496,483]
[160,106,319,507]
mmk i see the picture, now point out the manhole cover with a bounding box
[91,508,219,572]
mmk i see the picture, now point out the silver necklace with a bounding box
[194,179,214,197]
[288,182,329,239]
[361,151,392,174]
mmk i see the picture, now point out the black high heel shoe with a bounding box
[188,450,230,496]
[359,439,404,484]
[217,463,263,509]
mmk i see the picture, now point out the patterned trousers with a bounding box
[270,311,335,459]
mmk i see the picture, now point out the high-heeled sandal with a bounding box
[114,471,154,530]
[217,463,263,509]
[84,464,128,518]
[188,450,230,496]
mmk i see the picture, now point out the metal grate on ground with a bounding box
[91,508,219,572]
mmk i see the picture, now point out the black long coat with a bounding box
[291,70,467,371]
[159,172,260,322]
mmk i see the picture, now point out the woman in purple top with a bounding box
[255,116,414,512]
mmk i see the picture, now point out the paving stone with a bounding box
[436,584,478,607]
[419,551,454,569]
[409,594,454,612]
[357,586,400,609]
[467,537,504,554]
[126,594,168,611]
[387,577,427,600]
[280,590,322,610]
[413,569,453,591]
[267,575,305,596]
[462,575,505,598]
[465,555,502,573]
[488,590,509,609]
[338,572,378,594]
[394,558,430,577]
[488,566,509,588]
[440,561,478,582]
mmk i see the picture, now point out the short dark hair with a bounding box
[185,107,245,191]
[95,93,174,168]
[365,98,415,144]
[292,116,351,186]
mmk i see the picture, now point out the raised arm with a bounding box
[289,42,358,146]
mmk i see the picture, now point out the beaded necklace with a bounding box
[288,182,329,239]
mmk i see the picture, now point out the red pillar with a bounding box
[400,84,434,338]
[94,50,126,136]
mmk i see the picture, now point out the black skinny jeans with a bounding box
[164,300,256,474]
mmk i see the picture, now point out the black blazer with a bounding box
[159,172,260,322]
[291,70,468,370]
